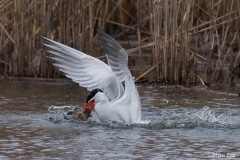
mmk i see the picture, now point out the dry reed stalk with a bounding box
[0,0,240,84]
[220,30,239,68]
[0,59,9,65]
[127,42,155,54]
[135,61,162,82]
[197,75,207,89]
[0,23,15,44]
[149,0,240,84]
[163,0,168,82]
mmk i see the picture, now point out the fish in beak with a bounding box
[72,89,102,121]
[71,99,95,121]
[82,99,95,116]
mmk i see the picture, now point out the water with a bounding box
[0,78,240,159]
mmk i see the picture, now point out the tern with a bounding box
[42,31,141,124]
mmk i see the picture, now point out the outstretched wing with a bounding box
[98,30,130,82]
[98,31,141,121]
[42,37,124,101]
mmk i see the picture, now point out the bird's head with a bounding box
[82,89,103,117]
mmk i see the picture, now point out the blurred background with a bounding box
[0,0,239,85]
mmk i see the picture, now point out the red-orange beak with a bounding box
[82,99,95,114]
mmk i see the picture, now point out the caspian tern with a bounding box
[42,30,141,124]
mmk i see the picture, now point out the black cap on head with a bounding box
[86,89,103,102]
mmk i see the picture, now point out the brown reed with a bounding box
[0,0,239,85]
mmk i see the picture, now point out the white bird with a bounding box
[42,30,141,124]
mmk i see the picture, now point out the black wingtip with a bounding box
[41,36,53,43]
[96,29,103,34]
[97,30,115,40]
[40,36,48,41]
[97,29,108,38]
[97,30,123,51]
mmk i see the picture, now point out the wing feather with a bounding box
[42,37,124,101]
[98,30,130,82]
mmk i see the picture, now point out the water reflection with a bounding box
[0,78,240,159]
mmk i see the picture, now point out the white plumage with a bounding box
[42,31,141,124]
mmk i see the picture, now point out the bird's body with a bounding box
[42,31,141,124]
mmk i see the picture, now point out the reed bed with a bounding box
[0,0,239,85]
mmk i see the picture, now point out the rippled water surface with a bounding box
[0,78,240,159]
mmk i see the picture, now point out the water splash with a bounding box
[48,105,77,123]
[195,106,221,122]
[144,106,240,129]
[193,106,240,128]
[47,105,240,129]
[48,105,75,113]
